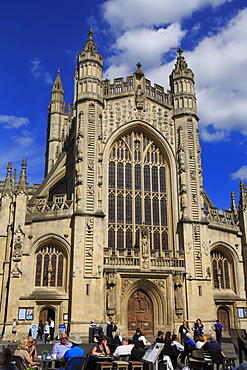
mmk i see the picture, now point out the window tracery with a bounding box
[35,243,66,287]
[108,131,169,255]
[211,249,232,289]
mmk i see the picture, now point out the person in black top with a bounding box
[35,320,45,344]
[192,319,204,342]
[155,331,164,343]
[132,328,141,341]
[178,320,190,343]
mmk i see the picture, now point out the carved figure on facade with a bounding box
[88,159,94,170]
[186,241,193,254]
[105,271,116,313]
[173,272,183,317]
[77,137,83,162]
[86,216,93,231]
[206,266,211,279]
[75,185,82,206]
[88,184,94,195]
[202,241,209,255]
[13,225,25,262]
[76,162,82,184]
[11,263,22,278]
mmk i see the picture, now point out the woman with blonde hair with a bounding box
[14,338,40,368]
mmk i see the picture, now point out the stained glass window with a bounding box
[211,249,232,290]
[35,243,65,287]
[108,132,169,254]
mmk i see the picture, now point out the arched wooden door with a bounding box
[217,307,230,332]
[128,290,153,335]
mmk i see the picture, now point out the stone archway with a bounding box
[217,307,230,332]
[128,290,154,335]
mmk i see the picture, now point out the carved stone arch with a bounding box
[31,234,70,258]
[121,277,169,336]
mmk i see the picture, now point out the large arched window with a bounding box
[211,249,233,290]
[108,131,169,255]
[35,243,66,287]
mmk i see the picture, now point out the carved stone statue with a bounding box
[107,286,115,310]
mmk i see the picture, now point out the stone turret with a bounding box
[169,48,197,116]
[74,29,103,104]
[45,69,65,175]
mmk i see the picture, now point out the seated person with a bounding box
[0,348,18,370]
[202,333,226,360]
[164,331,172,345]
[138,331,152,347]
[62,335,84,370]
[52,334,72,360]
[27,337,38,359]
[184,333,195,354]
[156,331,164,343]
[132,328,141,341]
[111,338,134,360]
[171,334,184,352]
[195,334,205,349]
[14,338,40,368]
[92,335,110,356]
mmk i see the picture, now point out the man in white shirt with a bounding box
[171,334,184,352]
[111,338,134,360]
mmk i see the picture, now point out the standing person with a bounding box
[212,319,223,345]
[35,320,45,344]
[192,319,204,342]
[178,320,190,343]
[44,321,50,343]
[10,319,18,343]
[49,317,55,342]
[106,318,113,337]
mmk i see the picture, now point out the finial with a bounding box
[17,159,27,194]
[177,47,184,56]
[88,29,94,38]
[136,62,142,69]
[2,162,13,197]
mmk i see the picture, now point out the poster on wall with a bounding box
[18,308,34,320]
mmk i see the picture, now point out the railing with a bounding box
[27,195,73,213]
[103,77,172,105]
[205,207,238,227]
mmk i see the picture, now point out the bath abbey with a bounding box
[1,30,247,340]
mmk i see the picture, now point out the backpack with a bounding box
[215,324,221,334]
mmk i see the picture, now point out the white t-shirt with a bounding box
[113,345,134,357]
[138,335,147,345]
[195,341,204,349]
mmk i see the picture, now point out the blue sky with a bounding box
[0,0,247,210]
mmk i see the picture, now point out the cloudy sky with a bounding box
[0,0,246,210]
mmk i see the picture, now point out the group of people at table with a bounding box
[0,318,225,370]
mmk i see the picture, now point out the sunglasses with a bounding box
[61,337,68,340]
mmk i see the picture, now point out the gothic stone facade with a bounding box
[1,30,247,340]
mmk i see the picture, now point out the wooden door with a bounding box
[217,307,230,332]
[128,290,153,335]
[39,309,48,324]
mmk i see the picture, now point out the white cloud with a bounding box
[186,8,247,135]
[200,128,229,142]
[0,114,30,129]
[30,58,53,84]
[231,165,247,180]
[12,130,34,147]
[102,0,232,30]
[104,25,185,79]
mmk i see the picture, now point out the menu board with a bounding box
[142,343,164,364]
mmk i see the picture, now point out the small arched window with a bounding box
[211,249,233,290]
[35,243,66,287]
